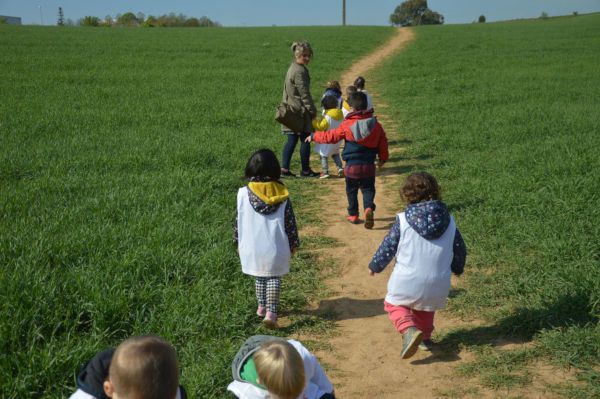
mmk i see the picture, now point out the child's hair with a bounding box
[349,91,368,111]
[354,76,366,90]
[401,172,441,204]
[291,41,313,58]
[321,95,338,110]
[345,85,357,98]
[109,335,179,399]
[325,80,341,91]
[253,340,305,399]
[244,149,281,181]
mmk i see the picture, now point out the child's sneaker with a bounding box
[401,327,423,359]
[256,305,266,317]
[347,215,360,224]
[320,172,330,179]
[300,169,320,178]
[337,168,344,177]
[419,339,433,351]
[262,311,278,329]
[364,208,374,229]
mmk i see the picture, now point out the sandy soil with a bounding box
[292,28,576,399]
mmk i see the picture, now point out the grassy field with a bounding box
[373,13,600,396]
[0,25,394,397]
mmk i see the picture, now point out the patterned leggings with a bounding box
[255,277,281,314]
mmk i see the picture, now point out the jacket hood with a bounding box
[346,110,376,141]
[76,348,114,399]
[405,200,450,239]
[247,182,288,214]
[325,108,344,121]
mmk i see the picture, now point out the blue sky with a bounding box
[2,0,599,26]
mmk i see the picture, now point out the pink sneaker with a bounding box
[347,215,360,224]
[262,311,278,329]
[256,305,266,317]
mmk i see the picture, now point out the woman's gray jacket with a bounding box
[281,62,317,133]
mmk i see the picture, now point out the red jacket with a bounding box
[312,110,389,166]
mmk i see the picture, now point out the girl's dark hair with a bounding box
[321,95,338,110]
[244,149,281,180]
[345,85,357,98]
[354,76,366,90]
[401,172,441,204]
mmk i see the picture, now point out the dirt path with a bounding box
[294,28,572,399]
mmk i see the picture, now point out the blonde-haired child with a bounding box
[322,80,342,108]
[228,335,335,399]
[312,95,344,178]
[369,172,467,359]
[69,335,187,399]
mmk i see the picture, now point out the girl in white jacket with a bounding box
[312,95,344,178]
[235,149,300,328]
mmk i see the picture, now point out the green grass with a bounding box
[0,25,394,398]
[373,13,600,394]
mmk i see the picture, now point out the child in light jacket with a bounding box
[312,95,345,178]
[234,149,300,328]
[369,172,466,359]
[228,335,335,399]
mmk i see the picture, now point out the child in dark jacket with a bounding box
[368,172,467,359]
[306,91,388,229]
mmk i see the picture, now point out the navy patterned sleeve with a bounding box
[369,216,401,273]
[450,229,466,276]
[285,200,300,251]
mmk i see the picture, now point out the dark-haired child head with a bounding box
[245,149,281,181]
[349,91,368,112]
[321,95,339,111]
[401,172,441,204]
[354,76,366,90]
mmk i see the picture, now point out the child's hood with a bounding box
[346,110,377,141]
[325,108,344,121]
[247,181,289,214]
[405,200,450,239]
[76,348,114,398]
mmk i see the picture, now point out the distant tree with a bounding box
[79,16,100,26]
[104,15,113,26]
[117,12,139,26]
[136,12,145,23]
[540,11,549,19]
[143,15,157,27]
[478,15,486,23]
[389,0,443,26]
[573,11,578,16]
[184,17,200,27]
[57,7,64,26]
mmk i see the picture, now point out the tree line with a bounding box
[56,9,220,27]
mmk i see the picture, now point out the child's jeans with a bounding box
[384,301,435,340]
[320,154,343,174]
[255,277,281,314]
[345,176,375,216]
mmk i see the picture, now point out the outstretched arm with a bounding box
[451,229,466,275]
[369,216,401,274]
[285,200,300,252]
[308,123,348,144]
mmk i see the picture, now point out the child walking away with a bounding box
[228,335,335,399]
[354,76,374,111]
[312,95,344,178]
[341,85,357,118]
[234,149,300,329]
[322,80,343,109]
[69,335,186,399]
[369,172,467,359]
[307,91,388,229]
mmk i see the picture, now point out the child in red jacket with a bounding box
[306,91,388,229]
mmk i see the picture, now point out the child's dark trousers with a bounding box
[345,176,376,216]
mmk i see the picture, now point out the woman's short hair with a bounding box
[291,41,313,58]
[109,336,179,399]
[401,172,441,204]
[254,340,305,399]
[244,149,281,181]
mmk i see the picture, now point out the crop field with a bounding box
[0,25,394,397]
[373,13,600,396]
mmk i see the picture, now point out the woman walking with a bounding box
[280,41,319,178]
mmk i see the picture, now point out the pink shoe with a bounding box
[262,311,278,329]
[256,305,266,317]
